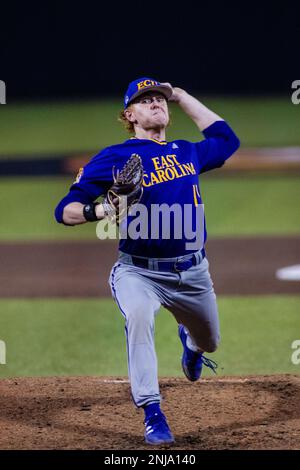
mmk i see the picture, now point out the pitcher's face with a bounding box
[126,91,170,130]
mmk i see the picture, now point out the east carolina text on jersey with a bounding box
[143,154,196,187]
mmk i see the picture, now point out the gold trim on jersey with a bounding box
[150,138,167,145]
[129,137,167,145]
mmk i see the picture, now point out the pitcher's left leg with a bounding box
[167,257,220,353]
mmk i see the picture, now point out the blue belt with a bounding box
[129,248,206,273]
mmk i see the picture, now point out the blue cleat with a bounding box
[178,324,217,381]
[144,411,175,445]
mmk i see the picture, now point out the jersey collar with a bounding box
[127,137,168,146]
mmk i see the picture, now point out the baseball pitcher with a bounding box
[55,77,240,445]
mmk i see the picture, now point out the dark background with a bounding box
[0,2,299,99]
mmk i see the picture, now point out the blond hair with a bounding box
[118,105,135,134]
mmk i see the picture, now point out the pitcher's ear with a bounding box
[125,107,136,123]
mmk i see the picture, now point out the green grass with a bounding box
[0,96,299,157]
[201,174,300,236]
[0,177,98,240]
[0,174,299,241]
[0,296,299,378]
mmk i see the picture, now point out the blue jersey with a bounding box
[55,120,240,257]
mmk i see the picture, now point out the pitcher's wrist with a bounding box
[95,203,106,220]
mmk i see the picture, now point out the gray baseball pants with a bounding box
[109,250,220,407]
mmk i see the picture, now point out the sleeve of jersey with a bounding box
[54,150,114,224]
[195,120,240,174]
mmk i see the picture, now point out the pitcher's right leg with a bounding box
[109,263,161,407]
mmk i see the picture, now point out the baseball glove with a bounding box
[103,153,144,224]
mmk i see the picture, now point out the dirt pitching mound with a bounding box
[0,375,299,450]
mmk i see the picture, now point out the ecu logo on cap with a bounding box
[137,79,159,91]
